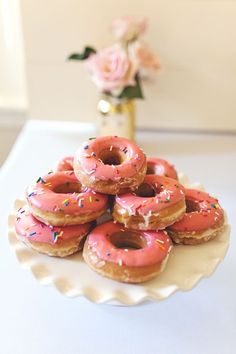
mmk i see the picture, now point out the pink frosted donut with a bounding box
[167,189,225,244]
[56,156,73,171]
[83,221,172,283]
[26,171,108,226]
[147,157,178,179]
[74,136,147,195]
[113,175,186,230]
[15,206,91,257]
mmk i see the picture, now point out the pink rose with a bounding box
[130,41,161,71]
[86,45,137,94]
[111,16,147,42]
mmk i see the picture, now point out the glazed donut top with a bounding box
[147,157,178,180]
[15,206,91,244]
[115,175,185,215]
[87,221,172,267]
[56,156,73,171]
[74,136,146,181]
[26,171,108,215]
[168,189,224,232]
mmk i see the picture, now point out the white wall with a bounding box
[0,0,27,166]
[0,0,27,109]
[21,0,236,131]
[0,112,24,166]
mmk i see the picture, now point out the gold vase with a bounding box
[97,96,135,140]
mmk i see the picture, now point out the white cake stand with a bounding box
[8,177,230,306]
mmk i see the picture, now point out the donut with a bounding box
[112,175,186,230]
[167,189,225,245]
[26,171,108,226]
[15,206,91,257]
[147,157,178,179]
[83,221,172,283]
[56,156,73,171]
[74,136,147,195]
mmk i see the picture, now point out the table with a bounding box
[0,120,235,354]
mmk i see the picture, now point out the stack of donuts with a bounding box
[15,136,225,283]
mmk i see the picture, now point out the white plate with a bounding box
[8,177,230,306]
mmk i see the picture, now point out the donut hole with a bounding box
[99,148,126,166]
[135,183,156,198]
[146,165,156,174]
[186,199,199,213]
[110,231,146,250]
[53,182,82,194]
[146,164,164,176]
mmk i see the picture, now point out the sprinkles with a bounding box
[78,198,84,208]
[52,230,63,243]
[118,259,123,266]
[165,195,171,203]
[155,239,165,251]
[211,203,219,209]
[62,198,70,206]
[28,191,37,197]
[87,168,96,175]
[36,177,46,184]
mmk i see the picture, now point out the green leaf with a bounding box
[118,74,144,100]
[67,46,96,61]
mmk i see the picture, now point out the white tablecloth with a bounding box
[0,120,235,354]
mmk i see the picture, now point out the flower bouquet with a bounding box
[68,16,161,139]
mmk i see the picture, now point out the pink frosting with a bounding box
[147,157,177,179]
[56,156,74,171]
[15,206,91,245]
[26,171,108,215]
[74,136,146,181]
[87,221,172,267]
[115,175,185,216]
[168,189,224,232]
